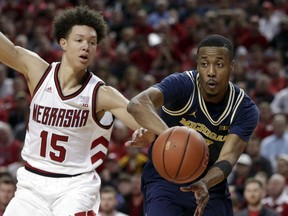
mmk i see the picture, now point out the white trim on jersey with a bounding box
[162,71,195,116]
[22,62,114,175]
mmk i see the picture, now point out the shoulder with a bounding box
[235,209,248,216]
[262,206,279,215]
[155,70,195,93]
[261,134,277,145]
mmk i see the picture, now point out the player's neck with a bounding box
[202,86,229,104]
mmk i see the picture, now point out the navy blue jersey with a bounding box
[153,70,259,168]
[142,71,259,215]
[143,70,259,187]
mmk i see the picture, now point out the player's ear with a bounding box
[59,38,67,50]
[230,60,235,73]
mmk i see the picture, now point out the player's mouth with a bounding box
[79,54,89,63]
[206,80,217,89]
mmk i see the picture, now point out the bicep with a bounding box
[97,85,140,130]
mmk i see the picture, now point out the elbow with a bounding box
[127,98,141,116]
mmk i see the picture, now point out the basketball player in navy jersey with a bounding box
[126,34,259,216]
[0,6,153,216]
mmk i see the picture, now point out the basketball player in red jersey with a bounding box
[0,6,153,216]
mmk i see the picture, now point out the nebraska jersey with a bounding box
[22,62,114,175]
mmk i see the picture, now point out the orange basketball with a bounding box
[152,126,209,184]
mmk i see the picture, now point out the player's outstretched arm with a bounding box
[180,134,247,216]
[0,32,48,92]
[127,87,169,135]
[97,85,156,147]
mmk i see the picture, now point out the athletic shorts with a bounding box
[4,167,101,216]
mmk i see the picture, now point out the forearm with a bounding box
[201,161,232,189]
[127,97,168,135]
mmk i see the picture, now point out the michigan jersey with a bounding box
[154,70,259,168]
[21,62,114,175]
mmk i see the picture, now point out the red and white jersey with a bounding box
[22,62,114,175]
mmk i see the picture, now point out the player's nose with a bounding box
[207,65,216,77]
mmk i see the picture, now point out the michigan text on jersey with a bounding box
[180,118,228,145]
[32,104,89,127]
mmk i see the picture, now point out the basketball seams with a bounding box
[174,127,190,181]
[152,126,208,184]
[162,126,177,180]
[183,131,206,182]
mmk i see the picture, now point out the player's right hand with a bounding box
[125,128,156,148]
[180,180,209,216]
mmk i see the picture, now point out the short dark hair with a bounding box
[100,186,117,195]
[53,6,108,44]
[244,177,263,189]
[197,34,234,60]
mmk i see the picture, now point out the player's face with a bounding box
[60,25,97,70]
[197,47,233,103]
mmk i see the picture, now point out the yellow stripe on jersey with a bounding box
[197,73,235,126]
[230,89,245,125]
[162,71,195,116]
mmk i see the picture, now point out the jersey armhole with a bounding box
[92,83,115,129]
[32,63,57,97]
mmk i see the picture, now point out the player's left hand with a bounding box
[125,128,156,148]
[180,180,209,216]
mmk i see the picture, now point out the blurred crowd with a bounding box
[1,0,288,215]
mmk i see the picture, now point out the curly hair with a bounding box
[53,6,108,44]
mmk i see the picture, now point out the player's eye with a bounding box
[89,41,96,46]
[201,62,208,67]
[217,62,223,67]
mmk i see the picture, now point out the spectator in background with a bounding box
[236,178,278,216]
[254,101,274,139]
[266,59,286,95]
[119,65,142,99]
[276,154,288,188]
[98,186,128,216]
[132,9,154,36]
[260,114,288,171]
[270,16,288,65]
[108,119,130,161]
[0,65,13,100]
[0,175,16,216]
[116,173,132,211]
[238,15,269,51]
[119,147,148,175]
[229,154,253,199]
[259,1,281,42]
[0,121,22,168]
[262,174,288,216]
[7,91,30,129]
[254,171,269,198]
[245,45,267,86]
[118,174,143,216]
[100,156,123,189]
[249,74,274,105]
[270,86,288,116]
[110,46,130,81]
[147,0,171,30]
[116,27,137,54]
[141,74,156,91]
[129,35,158,74]
[246,135,273,178]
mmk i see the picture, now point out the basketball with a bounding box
[152,126,209,184]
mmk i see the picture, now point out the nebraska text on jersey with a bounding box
[32,104,89,127]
